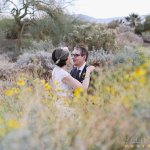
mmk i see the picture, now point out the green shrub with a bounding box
[64,23,117,52]
[108,20,120,29]
[6,27,18,39]
[134,23,144,35]
[29,14,74,46]
[142,31,150,43]
[144,15,150,31]
[0,18,16,39]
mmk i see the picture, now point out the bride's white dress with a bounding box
[52,65,71,97]
[52,65,74,117]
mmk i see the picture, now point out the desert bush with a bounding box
[88,49,114,67]
[0,68,17,82]
[0,55,17,81]
[144,15,150,31]
[134,23,144,35]
[0,39,53,58]
[0,18,16,39]
[64,23,117,52]
[28,40,55,52]
[15,51,54,80]
[117,24,134,33]
[112,47,144,66]
[116,31,143,48]
[142,31,150,43]
[108,19,120,29]
[29,14,74,46]
[6,27,18,39]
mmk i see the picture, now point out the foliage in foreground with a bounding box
[0,52,150,149]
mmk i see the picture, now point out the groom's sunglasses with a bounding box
[71,54,82,57]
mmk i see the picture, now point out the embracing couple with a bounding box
[52,45,95,97]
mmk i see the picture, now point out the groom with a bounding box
[70,45,89,83]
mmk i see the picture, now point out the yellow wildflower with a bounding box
[4,87,20,96]
[0,128,6,137]
[122,96,132,109]
[105,86,111,92]
[126,73,134,81]
[34,79,39,83]
[138,76,146,84]
[7,119,20,129]
[25,87,32,92]
[0,118,3,124]
[63,100,69,106]
[134,68,146,77]
[42,99,49,105]
[56,88,62,92]
[142,60,150,69]
[12,88,20,94]
[17,79,25,86]
[124,84,133,90]
[104,86,115,95]
[74,87,83,98]
[44,83,52,91]
[4,89,14,96]
[110,87,116,95]
[54,81,59,85]
[92,95,97,104]
[40,79,46,84]
[124,74,130,81]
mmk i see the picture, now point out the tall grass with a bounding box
[0,47,150,149]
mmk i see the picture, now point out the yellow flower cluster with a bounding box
[104,86,116,95]
[134,67,146,77]
[4,88,20,96]
[7,119,21,128]
[17,79,26,86]
[123,66,147,85]
[40,79,52,91]
[0,118,20,137]
[73,87,84,99]
[44,83,52,91]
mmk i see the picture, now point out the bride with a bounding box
[51,47,95,97]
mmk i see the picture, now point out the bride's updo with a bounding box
[52,48,69,67]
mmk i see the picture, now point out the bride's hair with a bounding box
[52,48,69,67]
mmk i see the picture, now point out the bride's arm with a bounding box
[63,75,82,89]
[63,66,95,90]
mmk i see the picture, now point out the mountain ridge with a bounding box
[74,14,124,23]
[74,14,146,24]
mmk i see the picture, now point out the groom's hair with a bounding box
[75,44,88,61]
[52,48,69,67]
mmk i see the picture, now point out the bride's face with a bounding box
[66,55,73,66]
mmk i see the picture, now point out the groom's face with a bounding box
[72,49,86,67]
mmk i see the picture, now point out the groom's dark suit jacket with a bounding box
[70,64,88,83]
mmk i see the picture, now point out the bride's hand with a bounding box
[84,65,95,79]
[86,65,95,73]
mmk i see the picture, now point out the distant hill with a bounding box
[73,14,124,23]
[73,14,146,24]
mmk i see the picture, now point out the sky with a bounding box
[67,0,150,18]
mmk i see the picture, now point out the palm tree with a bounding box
[125,13,141,27]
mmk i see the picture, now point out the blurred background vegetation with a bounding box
[0,1,150,150]
[0,0,149,55]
